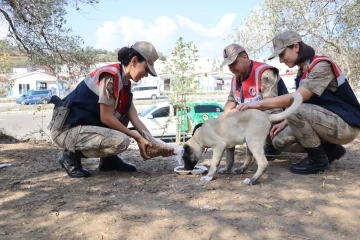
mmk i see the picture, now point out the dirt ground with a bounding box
[1,132,360,240]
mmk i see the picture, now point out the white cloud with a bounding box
[95,21,118,50]
[176,13,236,38]
[198,41,217,56]
[199,41,216,51]
[95,16,177,51]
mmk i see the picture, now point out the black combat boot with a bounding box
[322,142,346,164]
[264,144,281,161]
[264,144,281,155]
[290,145,330,174]
[58,150,90,178]
[99,155,136,172]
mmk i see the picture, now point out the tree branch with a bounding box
[309,30,342,53]
[0,8,30,53]
[5,0,33,25]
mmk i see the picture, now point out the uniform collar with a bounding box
[121,64,129,86]
[239,60,253,82]
[297,59,311,78]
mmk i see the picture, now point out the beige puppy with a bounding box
[182,92,303,185]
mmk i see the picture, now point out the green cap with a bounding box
[132,41,159,76]
[221,43,246,67]
[268,30,302,60]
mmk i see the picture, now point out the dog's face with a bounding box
[182,143,198,170]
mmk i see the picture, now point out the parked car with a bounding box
[128,101,224,141]
[15,89,52,105]
[132,85,160,100]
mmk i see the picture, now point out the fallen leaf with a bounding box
[259,203,273,209]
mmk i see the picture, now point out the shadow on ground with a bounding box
[0,132,359,240]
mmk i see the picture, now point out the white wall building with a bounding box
[86,56,299,93]
[194,72,233,92]
[150,57,227,92]
[8,71,58,97]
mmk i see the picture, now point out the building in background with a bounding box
[8,71,58,97]
[4,55,299,98]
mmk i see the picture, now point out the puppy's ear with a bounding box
[183,143,192,157]
[183,143,196,170]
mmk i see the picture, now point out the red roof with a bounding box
[43,71,55,76]
[0,76,9,83]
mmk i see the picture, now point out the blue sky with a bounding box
[0,0,262,57]
[64,0,262,57]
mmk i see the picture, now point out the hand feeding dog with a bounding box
[181,92,303,185]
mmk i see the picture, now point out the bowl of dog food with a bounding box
[174,165,208,175]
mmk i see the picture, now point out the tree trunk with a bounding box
[175,108,180,144]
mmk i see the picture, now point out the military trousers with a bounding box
[272,103,360,152]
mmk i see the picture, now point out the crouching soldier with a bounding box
[221,43,288,156]
[48,41,173,178]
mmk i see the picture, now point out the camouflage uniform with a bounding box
[50,73,131,158]
[272,60,360,152]
[227,67,283,147]
[227,68,283,115]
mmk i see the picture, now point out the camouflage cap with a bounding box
[221,43,246,67]
[268,30,302,60]
[132,41,159,76]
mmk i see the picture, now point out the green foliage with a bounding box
[0,39,19,53]
[0,53,10,74]
[96,49,119,62]
[165,37,199,108]
[0,0,101,78]
[0,40,11,73]
[165,37,198,143]
[230,0,360,89]
[0,38,119,77]
[157,52,167,61]
[0,40,30,70]
[0,75,10,96]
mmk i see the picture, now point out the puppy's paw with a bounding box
[243,178,252,185]
[200,175,213,182]
[218,167,230,174]
[232,167,245,174]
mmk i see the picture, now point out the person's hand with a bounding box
[136,137,153,160]
[270,120,287,139]
[236,102,261,111]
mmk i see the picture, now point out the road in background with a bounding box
[2,91,359,140]
[0,105,151,140]
[0,94,228,112]
[0,94,228,140]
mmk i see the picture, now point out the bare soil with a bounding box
[1,134,360,240]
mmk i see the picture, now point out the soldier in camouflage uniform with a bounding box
[221,43,288,155]
[236,30,360,174]
[49,41,172,178]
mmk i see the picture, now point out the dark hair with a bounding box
[117,47,146,66]
[238,51,249,59]
[287,41,315,65]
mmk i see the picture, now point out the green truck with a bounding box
[128,100,224,141]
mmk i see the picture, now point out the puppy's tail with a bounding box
[268,92,303,123]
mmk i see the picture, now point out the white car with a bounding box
[132,85,160,100]
[129,102,177,141]
[128,101,225,141]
